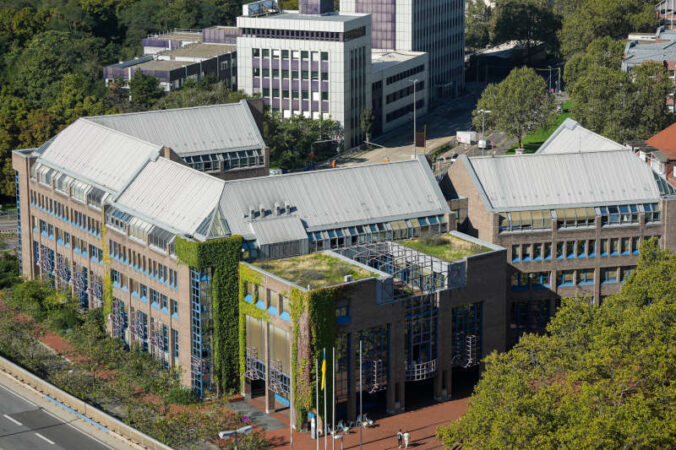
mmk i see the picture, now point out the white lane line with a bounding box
[35,433,55,445]
[0,383,38,407]
[41,409,113,450]
[2,414,22,426]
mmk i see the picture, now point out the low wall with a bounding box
[0,355,172,450]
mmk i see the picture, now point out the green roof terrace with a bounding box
[252,252,378,290]
[398,232,494,262]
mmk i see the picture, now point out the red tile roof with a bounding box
[646,122,676,160]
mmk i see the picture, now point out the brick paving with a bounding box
[262,397,469,449]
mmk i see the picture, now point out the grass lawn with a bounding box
[507,99,573,154]
[254,253,374,289]
[399,234,492,261]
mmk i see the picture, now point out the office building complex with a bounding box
[13,100,509,415]
[446,149,676,345]
[341,0,465,95]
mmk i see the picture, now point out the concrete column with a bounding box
[264,322,275,412]
[387,322,406,414]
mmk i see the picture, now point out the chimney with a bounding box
[299,0,333,15]
[259,204,266,217]
[274,202,282,216]
[284,200,292,214]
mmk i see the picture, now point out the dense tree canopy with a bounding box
[557,0,657,58]
[490,0,560,55]
[472,67,555,147]
[465,0,492,51]
[437,239,676,449]
[563,37,625,88]
[569,62,674,142]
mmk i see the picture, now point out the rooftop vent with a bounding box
[275,201,282,216]
[249,206,256,218]
[284,200,292,214]
[344,274,353,282]
[259,204,266,217]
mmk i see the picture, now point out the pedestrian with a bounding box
[403,430,410,448]
[397,429,403,448]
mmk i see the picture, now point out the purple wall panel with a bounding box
[262,59,270,69]
[283,99,290,109]
[299,0,333,15]
[263,79,270,88]
[321,81,329,91]
[322,101,329,110]
[311,61,319,71]
[253,78,260,88]
[272,79,280,89]
[282,79,290,89]
[311,81,319,91]
[356,0,396,49]
[302,100,310,110]
[253,59,260,68]
[293,100,300,110]
[321,61,329,72]
[272,59,280,69]
[291,60,299,70]
[272,98,280,108]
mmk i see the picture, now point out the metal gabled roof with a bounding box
[37,118,161,193]
[536,119,628,155]
[219,156,451,239]
[249,216,308,246]
[463,150,663,212]
[113,157,225,236]
[86,100,265,157]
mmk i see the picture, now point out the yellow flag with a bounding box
[321,355,326,391]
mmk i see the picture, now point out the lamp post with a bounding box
[218,425,254,450]
[478,109,491,156]
[409,78,419,158]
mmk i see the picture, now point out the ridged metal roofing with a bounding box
[464,150,663,212]
[114,157,225,235]
[249,216,308,245]
[38,119,161,193]
[536,119,628,154]
[86,100,265,156]
[220,156,450,238]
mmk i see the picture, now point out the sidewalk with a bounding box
[263,397,469,449]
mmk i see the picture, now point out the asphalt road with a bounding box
[0,382,111,450]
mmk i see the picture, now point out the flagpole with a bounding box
[316,357,319,450]
[290,341,293,450]
[324,348,328,450]
[332,346,336,450]
[359,339,363,450]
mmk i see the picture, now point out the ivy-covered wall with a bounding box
[238,263,339,429]
[100,208,113,317]
[176,235,243,393]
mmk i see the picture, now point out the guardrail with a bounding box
[0,355,172,450]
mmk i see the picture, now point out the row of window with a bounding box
[386,81,425,105]
[261,87,329,101]
[253,67,329,81]
[386,98,425,123]
[386,64,425,85]
[109,239,178,289]
[37,220,104,263]
[31,163,107,208]
[112,269,178,317]
[182,149,264,173]
[308,216,448,253]
[253,49,328,60]
[106,208,176,256]
[499,203,661,233]
[511,266,635,290]
[127,305,180,361]
[510,236,659,263]
[31,192,101,237]
[243,282,292,322]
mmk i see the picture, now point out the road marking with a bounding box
[35,433,55,445]
[0,383,38,407]
[3,414,22,426]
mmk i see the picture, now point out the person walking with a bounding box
[403,430,410,448]
[397,429,403,448]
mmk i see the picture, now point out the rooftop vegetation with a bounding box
[400,234,492,261]
[254,253,373,289]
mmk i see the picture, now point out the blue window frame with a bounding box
[511,245,519,262]
[511,272,530,290]
[557,270,575,287]
[533,272,550,289]
[336,305,350,324]
[602,268,617,284]
[577,269,594,286]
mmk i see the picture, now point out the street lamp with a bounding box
[477,109,491,156]
[219,425,254,450]
[409,78,420,158]
[548,65,553,93]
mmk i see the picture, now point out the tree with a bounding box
[152,80,248,110]
[472,67,555,148]
[490,0,560,56]
[360,109,375,144]
[264,112,342,169]
[128,70,163,108]
[558,0,658,58]
[465,0,492,51]
[563,37,625,88]
[569,62,675,143]
[437,239,675,449]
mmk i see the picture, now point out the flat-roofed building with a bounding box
[241,231,506,421]
[141,30,203,55]
[237,6,372,149]
[370,49,428,136]
[446,150,676,345]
